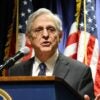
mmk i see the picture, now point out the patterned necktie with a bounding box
[38,63,46,76]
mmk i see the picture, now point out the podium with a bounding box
[0,76,84,100]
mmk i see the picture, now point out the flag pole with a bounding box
[16,0,19,52]
[83,0,88,65]
[76,0,82,25]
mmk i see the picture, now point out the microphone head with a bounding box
[19,46,30,55]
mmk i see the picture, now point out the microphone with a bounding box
[0,46,30,71]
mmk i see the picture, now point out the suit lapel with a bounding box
[53,53,70,79]
[23,57,35,75]
[26,54,70,77]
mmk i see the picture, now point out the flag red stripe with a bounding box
[69,53,77,59]
[66,32,79,46]
[94,55,100,96]
[87,35,95,65]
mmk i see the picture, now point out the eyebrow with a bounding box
[34,25,56,29]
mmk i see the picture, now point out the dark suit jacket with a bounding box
[9,53,95,99]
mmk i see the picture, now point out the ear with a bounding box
[25,34,32,46]
[58,32,63,42]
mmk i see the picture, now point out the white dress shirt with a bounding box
[32,50,59,76]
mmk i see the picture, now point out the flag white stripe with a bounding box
[64,43,77,56]
[90,39,99,81]
[77,31,90,62]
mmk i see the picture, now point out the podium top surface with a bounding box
[0,76,61,82]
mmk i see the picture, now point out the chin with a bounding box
[40,47,52,53]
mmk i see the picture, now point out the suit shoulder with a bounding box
[8,57,34,76]
[59,53,89,70]
[10,57,34,69]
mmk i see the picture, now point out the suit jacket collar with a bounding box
[53,53,70,79]
[29,53,70,78]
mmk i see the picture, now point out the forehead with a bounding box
[32,14,56,28]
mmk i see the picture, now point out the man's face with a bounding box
[28,14,62,55]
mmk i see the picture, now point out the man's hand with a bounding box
[84,95,90,100]
[84,94,100,100]
[95,94,100,100]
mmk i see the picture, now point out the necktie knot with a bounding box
[38,63,46,76]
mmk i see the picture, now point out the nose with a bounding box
[42,28,49,38]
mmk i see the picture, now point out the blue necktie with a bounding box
[38,63,46,76]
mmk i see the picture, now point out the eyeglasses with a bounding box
[31,26,57,36]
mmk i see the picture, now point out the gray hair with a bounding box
[26,8,62,34]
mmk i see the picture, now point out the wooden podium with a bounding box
[0,76,84,100]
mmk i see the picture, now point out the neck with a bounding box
[35,51,56,62]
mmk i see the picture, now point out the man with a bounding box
[9,8,95,100]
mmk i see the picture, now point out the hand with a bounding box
[84,94,100,100]
[95,94,100,100]
[84,94,90,100]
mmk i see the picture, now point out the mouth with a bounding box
[41,41,51,47]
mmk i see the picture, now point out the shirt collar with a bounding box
[35,49,59,70]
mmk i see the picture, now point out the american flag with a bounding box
[18,0,34,60]
[64,0,100,96]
